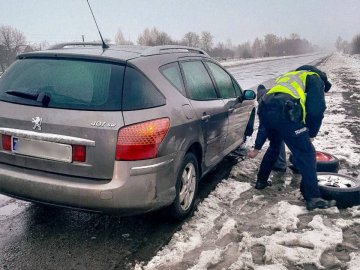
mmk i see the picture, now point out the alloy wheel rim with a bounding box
[179,163,196,211]
[318,175,357,189]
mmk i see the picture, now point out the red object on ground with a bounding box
[316,151,335,162]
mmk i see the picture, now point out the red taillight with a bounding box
[2,135,12,151]
[72,145,86,162]
[116,118,170,161]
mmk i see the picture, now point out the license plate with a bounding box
[12,137,72,162]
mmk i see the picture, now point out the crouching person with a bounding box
[247,65,336,211]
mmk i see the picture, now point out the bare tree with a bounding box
[200,31,213,52]
[236,41,252,59]
[114,29,133,45]
[252,38,264,58]
[335,36,344,52]
[155,30,172,45]
[137,28,153,45]
[211,42,234,59]
[290,33,300,40]
[182,32,200,47]
[0,25,26,71]
[225,38,233,50]
[137,27,172,46]
[39,40,50,50]
[264,33,280,56]
[352,34,360,54]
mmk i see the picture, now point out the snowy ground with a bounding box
[135,53,360,270]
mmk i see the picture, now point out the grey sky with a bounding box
[1,0,360,47]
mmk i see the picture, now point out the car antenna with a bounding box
[86,0,109,49]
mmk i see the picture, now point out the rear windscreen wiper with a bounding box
[6,89,51,107]
[5,90,38,100]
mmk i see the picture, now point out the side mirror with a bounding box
[242,89,256,101]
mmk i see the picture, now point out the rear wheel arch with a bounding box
[186,142,203,176]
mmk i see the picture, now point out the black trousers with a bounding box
[257,108,320,201]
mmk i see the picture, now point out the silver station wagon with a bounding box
[0,43,255,220]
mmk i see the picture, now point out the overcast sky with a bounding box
[1,0,360,47]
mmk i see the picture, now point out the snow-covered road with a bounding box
[135,53,360,270]
[1,52,359,270]
[226,52,330,89]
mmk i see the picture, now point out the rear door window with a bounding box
[160,62,186,96]
[0,58,124,110]
[122,66,165,111]
[205,62,236,99]
[180,61,218,100]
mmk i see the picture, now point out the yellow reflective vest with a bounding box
[267,70,319,123]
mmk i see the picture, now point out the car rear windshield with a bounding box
[0,58,124,110]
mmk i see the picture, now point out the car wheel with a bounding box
[317,172,360,208]
[168,152,199,220]
[289,151,340,173]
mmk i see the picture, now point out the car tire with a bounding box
[317,172,360,208]
[289,151,340,173]
[168,152,199,221]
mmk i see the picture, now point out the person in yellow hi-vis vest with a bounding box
[248,65,336,211]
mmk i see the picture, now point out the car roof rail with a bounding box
[141,45,209,56]
[48,42,106,50]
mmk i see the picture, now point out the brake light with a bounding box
[116,118,170,161]
[72,145,86,162]
[2,135,11,151]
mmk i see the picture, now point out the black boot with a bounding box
[306,198,337,211]
[255,180,272,190]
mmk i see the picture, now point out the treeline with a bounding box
[1,24,317,72]
[0,25,49,72]
[116,27,316,59]
[0,25,27,72]
[335,35,360,54]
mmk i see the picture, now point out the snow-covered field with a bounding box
[135,53,360,270]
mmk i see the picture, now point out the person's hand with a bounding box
[247,149,259,158]
[310,137,315,142]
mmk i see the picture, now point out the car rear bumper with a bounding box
[0,154,177,215]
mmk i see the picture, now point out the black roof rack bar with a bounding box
[141,45,208,56]
[48,42,105,50]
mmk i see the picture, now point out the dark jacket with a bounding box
[254,66,330,150]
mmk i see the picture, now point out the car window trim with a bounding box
[178,59,221,101]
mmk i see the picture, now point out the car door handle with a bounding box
[201,114,211,121]
[228,108,235,113]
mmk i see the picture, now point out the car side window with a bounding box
[122,66,165,110]
[232,79,242,96]
[180,61,218,100]
[206,62,236,99]
[159,62,186,96]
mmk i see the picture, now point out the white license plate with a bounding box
[12,137,72,162]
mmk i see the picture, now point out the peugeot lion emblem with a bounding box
[32,117,42,131]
